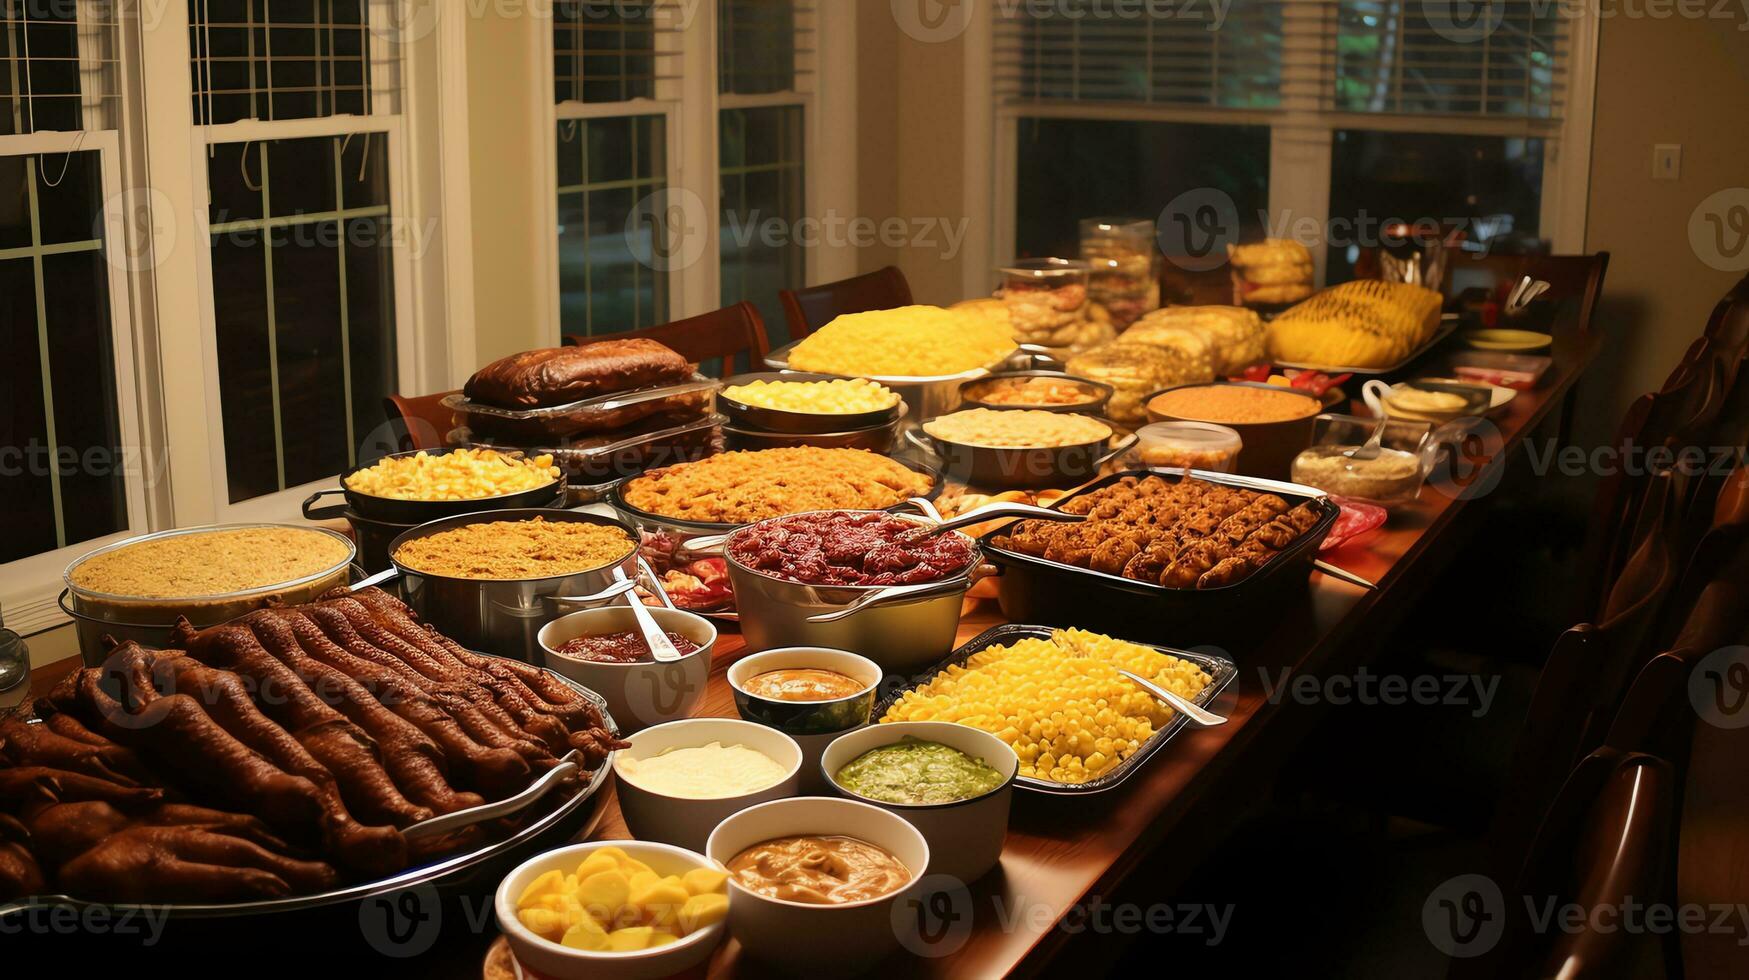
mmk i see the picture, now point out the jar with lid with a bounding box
[997,258,1111,353]
[1079,217,1160,329]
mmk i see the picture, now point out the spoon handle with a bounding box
[1115,669,1227,727]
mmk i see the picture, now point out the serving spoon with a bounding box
[897,500,1087,541]
[1116,669,1227,727]
[609,567,684,662]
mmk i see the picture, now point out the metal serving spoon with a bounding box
[897,500,1087,541]
[610,566,684,662]
[1116,669,1227,727]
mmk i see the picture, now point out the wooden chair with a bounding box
[779,266,913,341]
[563,302,770,377]
[1445,251,1611,335]
[382,391,459,452]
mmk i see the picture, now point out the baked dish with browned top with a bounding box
[993,475,1324,589]
[621,447,934,525]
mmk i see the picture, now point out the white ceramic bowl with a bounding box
[538,606,716,733]
[614,718,802,851]
[494,840,727,980]
[727,648,884,794]
[705,796,929,972]
[820,721,1016,884]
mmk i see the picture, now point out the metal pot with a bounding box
[379,508,669,663]
[957,371,1115,416]
[685,509,992,673]
[904,426,1136,490]
[304,447,569,525]
[717,371,906,434]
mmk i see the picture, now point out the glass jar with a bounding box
[997,258,1101,351]
[0,627,29,711]
[1079,217,1159,329]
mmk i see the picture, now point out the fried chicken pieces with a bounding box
[994,476,1324,589]
[0,586,623,905]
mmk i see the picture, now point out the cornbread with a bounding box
[621,448,933,525]
[392,517,633,579]
[1147,384,1320,425]
[787,305,1015,378]
[344,448,560,501]
[880,628,1211,784]
[924,409,1111,449]
[721,378,899,415]
[69,527,352,599]
[64,526,355,628]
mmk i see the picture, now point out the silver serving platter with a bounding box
[0,667,616,920]
[1271,312,1461,376]
[871,623,1236,795]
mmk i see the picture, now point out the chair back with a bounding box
[779,266,913,341]
[382,391,459,452]
[563,302,770,377]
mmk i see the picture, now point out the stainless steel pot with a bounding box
[904,425,1137,490]
[379,508,671,663]
[764,341,1054,425]
[684,509,997,673]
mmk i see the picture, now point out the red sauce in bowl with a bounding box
[728,511,975,586]
[553,629,701,664]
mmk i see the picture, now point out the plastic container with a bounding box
[1290,413,1447,506]
[443,375,720,442]
[1125,421,1242,473]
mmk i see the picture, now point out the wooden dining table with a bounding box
[25,321,1602,979]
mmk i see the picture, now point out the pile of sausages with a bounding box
[0,587,623,904]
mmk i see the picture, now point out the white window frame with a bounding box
[973,2,1600,290]
[536,0,858,337]
[0,129,152,635]
[136,0,448,523]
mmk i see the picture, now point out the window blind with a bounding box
[190,0,402,125]
[1,0,120,136]
[718,0,816,96]
[554,0,684,105]
[995,0,1567,126]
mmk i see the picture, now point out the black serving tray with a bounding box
[871,623,1236,795]
[977,468,1339,646]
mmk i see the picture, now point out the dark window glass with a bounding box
[0,152,127,563]
[1333,2,1562,118]
[209,134,398,503]
[1326,129,1544,282]
[190,0,376,124]
[719,105,803,344]
[1013,116,1270,265]
[557,115,668,338]
[555,0,659,104]
[718,0,796,95]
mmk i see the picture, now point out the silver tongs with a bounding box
[896,499,1086,541]
[1504,275,1551,317]
[403,749,585,842]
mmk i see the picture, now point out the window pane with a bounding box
[1333,2,1563,118]
[719,105,803,342]
[718,0,797,95]
[1013,117,1270,266]
[209,134,398,503]
[557,115,668,338]
[0,153,128,564]
[1326,129,1544,282]
[555,0,660,104]
[0,2,114,136]
[190,0,379,124]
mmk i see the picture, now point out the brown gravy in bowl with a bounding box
[726,835,910,905]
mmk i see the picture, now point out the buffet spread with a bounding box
[3,236,1558,973]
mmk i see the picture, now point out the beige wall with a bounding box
[1580,17,1749,435]
[854,11,982,305]
[465,11,553,366]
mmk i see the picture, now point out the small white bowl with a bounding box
[538,606,717,733]
[494,840,727,980]
[614,718,802,851]
[820,721,1016,884]
[705,796,929,972]
[727,647,884,793]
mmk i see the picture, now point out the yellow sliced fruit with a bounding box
[679,892,729,933]
[573,853,620,880]
[515,869,566,908]
[517,907,565,941]
[574,869,631,920]
[681,867,729,896]
[560,916,609,952]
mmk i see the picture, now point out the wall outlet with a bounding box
[1653,144,1681,181]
